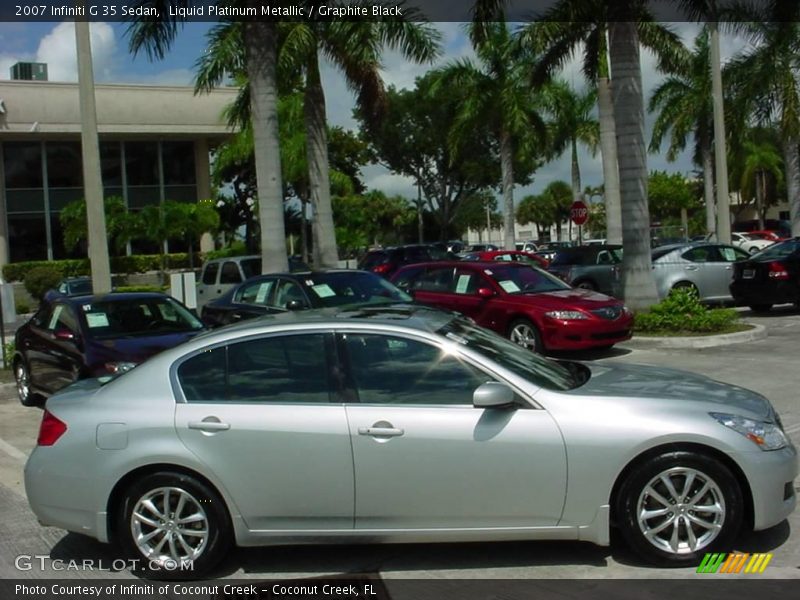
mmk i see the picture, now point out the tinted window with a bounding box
[202,262,219,285]
[485,265,570,294]
[415,266,454,292]
[178,346,227,402]
[45,304,78,333]
[682,247,714,263]
[240,258,261,279]
[451,268,484,294]
[220,261,242,284]
[236,279,275,305]
[80,297,204,339]
[360,251,389,269]
[391,266,425,290]
[751,239,800,260]
[273,280,307,308]
[227,334,330,403]
[403,246,432,262]
[304,272,411,306]
[344,333,491,405]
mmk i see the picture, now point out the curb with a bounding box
[620,323,766,350]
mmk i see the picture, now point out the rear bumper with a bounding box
[730,280,799,306]
[542,316,633,351]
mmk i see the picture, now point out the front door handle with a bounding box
[684,265,699,271]
[358,426,404,437]
[188,419,230,432]
[231,312,243,320]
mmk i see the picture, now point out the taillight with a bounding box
[768,262,789,280]
[37,410,67,446]
[373,263,391,274]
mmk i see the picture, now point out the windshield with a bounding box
[751,239,800,260]
[305,272,412,307]
[69,279,93,295]
[483,264,570,294]
[437,318,579,391]
[80,297,204,339]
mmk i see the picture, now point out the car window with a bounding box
[343,333,492,405]
[303,272,411,306]
[240,258,262,279]
[414,266,454,292]
[451,268,483,295]
[220,261,242,284]
[201,262,219,285]
[178,346,228,402]
[483,264,570,294]
[403,246,431,262]
[46,304,78,333]
[751,239,800,259]
[272,280,307,308]
[596,250,614,265]
[682,247,713,263]
[493,253,515,262]
[718,245,749,262]
[236,279,275,305]
[80,297,204,339]
[228,334,330,403]
[360,251,389,269]
[391,266,425,291]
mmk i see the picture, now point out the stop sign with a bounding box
[570,200,589,226]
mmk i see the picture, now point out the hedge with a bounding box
[2,253,201,282]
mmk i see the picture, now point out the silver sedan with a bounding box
[25,306,797,578]
[652,242,751,302]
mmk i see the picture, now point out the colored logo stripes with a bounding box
[697,553,773,574]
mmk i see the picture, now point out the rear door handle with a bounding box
[188,420,230,432]
[358,427,404,437]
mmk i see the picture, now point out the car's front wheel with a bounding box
[14,359,39,407]
[508,319,543,353]
[616,451,743,566]
[117,471,232,579]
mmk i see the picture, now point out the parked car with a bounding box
[201,270,411,327]
[651,242,750,303]
[358,244,450,278]
[461,249,548,268]
[197,255,308,308]
[13,292,205,406]
[538,241,575,251]
[519,240,539,253]
[546,245,623,297]
[730,232,774,254]
[582,238,607,246]
[748,230,787,243]
[730,238,800,312]
[25,306,796,578]
[460,243,500,254]
[391,261,632,353]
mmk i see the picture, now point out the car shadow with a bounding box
[740,304,800,318]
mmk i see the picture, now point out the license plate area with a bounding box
[742,269,755,279]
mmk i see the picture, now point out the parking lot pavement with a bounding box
[0,306,798,580]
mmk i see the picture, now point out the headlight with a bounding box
[622,305,632,316]
[544,310,588,320]
[710,412,788,451]
[105,361,138,375]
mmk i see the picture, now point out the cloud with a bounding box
[36,22,117,82]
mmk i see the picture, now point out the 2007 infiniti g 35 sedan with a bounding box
[25,305,797,578]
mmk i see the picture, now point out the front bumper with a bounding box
[542,316,633,351]
[735,443,798,531]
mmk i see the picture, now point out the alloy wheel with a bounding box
[15,363,31,405]
[510,322,539,352]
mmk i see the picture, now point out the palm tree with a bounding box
[740,141,783,229]
[648,29,716,237]
[127,1,289,272]
[544,81,599,209]
[518,3,684,250]
[726,19,800,237]
[434,19,548,250]
[277,14,441,267]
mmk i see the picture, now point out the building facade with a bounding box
[0,78,238,268]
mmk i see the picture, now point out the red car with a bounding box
[747,230,787,243]
[461,249,549,268]
[391,261,633,353]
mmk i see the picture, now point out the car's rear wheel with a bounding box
[749,246,761,254]
[117,471,232,579]
[14,360,39,407]
[749,304,772,313]
[616,451,742,566]
[508,319,543,353]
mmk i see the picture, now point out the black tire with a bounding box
[749,304,772,313]
[508,318,543,353]
[616,451,743,567]
[671,282,699,297]
[117,471,232,580]
[574,280,597,291]
[14,359,40,407]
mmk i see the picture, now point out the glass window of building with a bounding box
[46,142,83,188]
[4,142,43,188]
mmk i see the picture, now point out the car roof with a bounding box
[53,291,172,305]
[237,269,370,281]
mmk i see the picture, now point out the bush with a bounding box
[2,341,14,370]
[15,300,31,314]
[204,241,249,260]
[2,253,201,282]
[24,267,63,300]
[635,288,740,334]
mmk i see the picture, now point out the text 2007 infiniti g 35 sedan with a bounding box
[25,305,797,578]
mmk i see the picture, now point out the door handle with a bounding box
[358,426,404,437]
[188,419,230,432]
[725,266,732,270]
[231,312,243,320]
[684,265,699,271]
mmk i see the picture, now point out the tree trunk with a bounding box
[500,127,516,250]
[305,51,339,268]
[783,136,800,237]
[597,29,622,246]
[701,138,716,237]
[756,171,765,230]
[244,19,288,273]
[609,21,658,310]
[300,194,309,263]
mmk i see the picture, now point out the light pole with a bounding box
[710,21,731,244]
[75,4,111,292]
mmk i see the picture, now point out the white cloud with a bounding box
[36,22,117,82]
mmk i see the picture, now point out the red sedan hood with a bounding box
[519,288,621,308]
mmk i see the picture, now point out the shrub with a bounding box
[2,253,201,282]
[24,267,63,300]
[204,241,249,260]
[2,341,14,370]
[15,300,31,314]
[635,288,740,334]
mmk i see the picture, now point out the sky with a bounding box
[0,20,754,206]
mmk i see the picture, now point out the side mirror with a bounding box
[285,299,307,311]
[473,382,516,409]
[477,287,495,298]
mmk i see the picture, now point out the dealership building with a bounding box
[0,64,237,269]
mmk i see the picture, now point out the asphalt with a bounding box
[0,306,798,580]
